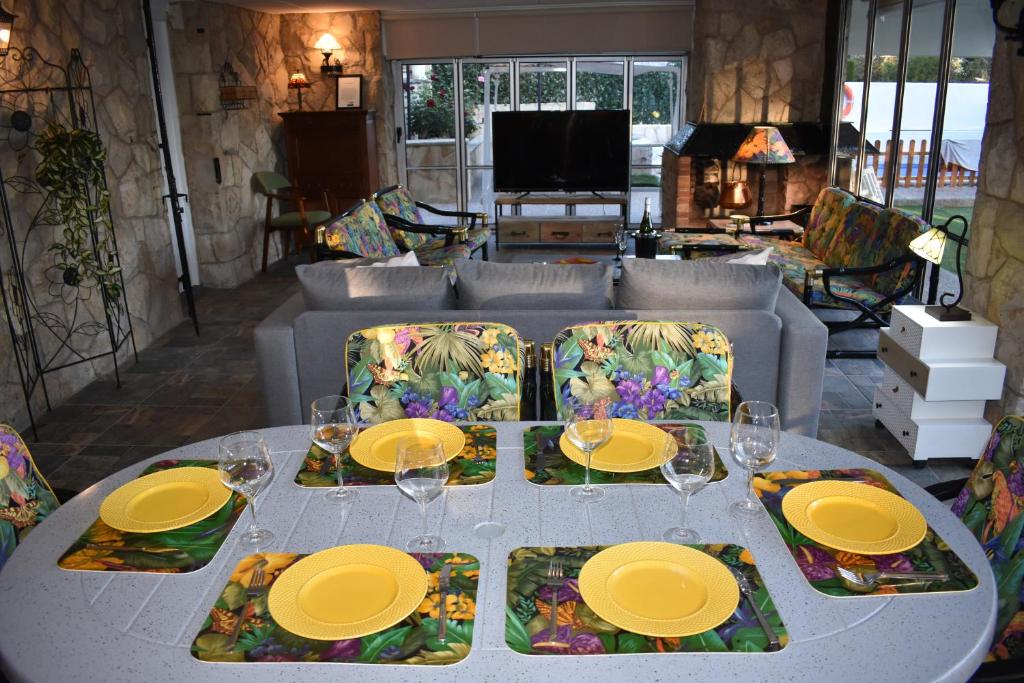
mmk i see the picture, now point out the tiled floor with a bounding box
[19,249,973,495]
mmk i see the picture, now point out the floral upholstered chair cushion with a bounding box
[951,415,1024,663]
[322,200,402,258]
[346,323,524,423]
[551,322,732,422]
[1,425,60,572]
[415,242,473,267]
[373,186,432,251]
[803,186,855,256]
[868,208,928,295]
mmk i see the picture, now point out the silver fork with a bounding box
[836,565,948,592]
[227,563,267,648]
[545,559,564,642]
[729,567,781,652]
[437,564,452,644]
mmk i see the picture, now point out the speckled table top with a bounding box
[0,422,996,683]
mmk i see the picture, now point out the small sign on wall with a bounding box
[336,75,362,109]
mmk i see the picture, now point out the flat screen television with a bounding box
[492,111,630,193]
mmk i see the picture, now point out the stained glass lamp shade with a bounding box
[908,217,971,322]
[908,228,946,265]
[732,126,796,219]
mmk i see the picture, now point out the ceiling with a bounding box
[204,0,689,14]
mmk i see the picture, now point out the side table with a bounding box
[707,218,804,240]
[658,232,752,260]
[873,305,1006,463]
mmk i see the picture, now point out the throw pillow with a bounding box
[296,261,455,311]
[454,259,613,310]
[729,247,774,265]
[359,251,421,268]
[616,258,782,311]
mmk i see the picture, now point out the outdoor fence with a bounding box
[865,138,978,188]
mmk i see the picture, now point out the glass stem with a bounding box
[335,451,344,489]
[247,494,259,533]
[679,490,692,530]
[584,448,593,490]
[744,468,755,504]
[420,498,429,538]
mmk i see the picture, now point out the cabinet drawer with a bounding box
[879,330,1006,401]
[578,222,619,243]
[873,391,919,455]
[875,367,986,420]
[874,391,994,460]
[889,306,998,359]
[499,222,539,243]
[540,223,582,243]
[877,330,929,395]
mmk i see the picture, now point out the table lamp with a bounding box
[287,72,310,110]
[732,126,795,224]
[908,215,971,322]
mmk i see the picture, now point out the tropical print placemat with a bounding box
[755,469,978,597]
[58,459,244,573]
[294,424,496,487]
[506,544,786,654]
[192,551,479,665]
[523,423,728,485]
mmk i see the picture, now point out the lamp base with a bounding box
[924,305,972,322]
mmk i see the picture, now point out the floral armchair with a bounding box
[551,322,732,422]
[1,425,60,572]
[928,416,1024,679]
[373,185,489,261]
[345,323,524,423]
[316,198,472,267]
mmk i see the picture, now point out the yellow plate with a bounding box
[349,418,465,472]
[99,467,232,533]
[781,480,928,554]
[578,542,739,638]
[559,419,676,473]
[268,544,427,640]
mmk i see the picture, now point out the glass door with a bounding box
[461,60,512,216]
[630,60,684,224]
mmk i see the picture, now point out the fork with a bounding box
[545,559,564,642]
[836,565,948,591]
[729,567,781,652]
[227,563,267,648]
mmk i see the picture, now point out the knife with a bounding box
[730,567,781,652]
[438,564,452,643]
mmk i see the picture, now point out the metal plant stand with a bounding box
[0,47,137,437]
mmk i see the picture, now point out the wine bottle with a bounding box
[520,340,537,421]
[638,197,654,234]
[636,197,657,258]
[539,343,558,421]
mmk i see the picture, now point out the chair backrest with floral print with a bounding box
[345,323,525,423]
[0,424,60,572]
[372,185,431,251]
[551,321,733,422]
[321,199,402,258]
[950,415,1024,663]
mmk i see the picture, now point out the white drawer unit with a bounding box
[873,305,1004,462]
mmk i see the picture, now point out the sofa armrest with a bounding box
[254,292,307,427]
[774,286,828,437]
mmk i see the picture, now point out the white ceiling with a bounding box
[203,0,689,14]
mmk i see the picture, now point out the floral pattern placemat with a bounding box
[57,459,245,573]
[754,469,978,597]
[506,544,786,654]
[523,423,728,485]
[295,424,497,487]
[192,551,479,664]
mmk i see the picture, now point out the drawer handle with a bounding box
[900,326,906,333]
[880,346,888,353]
[509,231,527,237]
[875,402,882,409]
[902,430,910,437]
[552,231,570,238]
[910,371,918,377]
[892,386,899,393]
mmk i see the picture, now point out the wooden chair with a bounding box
[253,171,332,272]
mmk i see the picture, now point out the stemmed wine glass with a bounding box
[310,395,360,503]
[218,431,275,548]
[660,429,716,543]
[395,435,450,552]
[729,401,780,518]
[563,400,613,503]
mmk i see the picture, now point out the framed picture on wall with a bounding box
[336,75,362,109]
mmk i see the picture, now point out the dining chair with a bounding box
[252,171,332,272]
[373,185,490,261]
[925,415,1024,681]
[549,321,733,422]
[0,424,61,572]
[344,322,524,423]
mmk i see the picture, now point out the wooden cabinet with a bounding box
[278,110,378,215]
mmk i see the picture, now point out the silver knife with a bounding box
[438,564,452,643]
[730,567,781,652]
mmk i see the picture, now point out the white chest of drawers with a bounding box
[873,305,1005,462]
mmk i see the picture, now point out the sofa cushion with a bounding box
[616,259,782,311]
[803,186,855,257]
[869,208,927,294]
[823,201,884,271]
[296,261,455,311]
[455,259,613,309]
[322,200,401,258]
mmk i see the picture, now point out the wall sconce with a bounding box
[288,72,311,110]
[314,33,343,77]
[0,4,16,57]
[991,0,1024,55]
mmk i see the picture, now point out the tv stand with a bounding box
[494,193,628,250]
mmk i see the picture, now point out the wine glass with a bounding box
[395,435,450,552]
[218,431,275,548]
[660,429,716,543]
[729,401,780,518]
[563,400,613,503]
[310,395,360,503]
[615,229,629,262]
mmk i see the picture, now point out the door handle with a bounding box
[396,126,403,144]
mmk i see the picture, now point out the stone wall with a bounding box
[0,0,183,428]
[964,41,1024,417]
[169,1,290,288]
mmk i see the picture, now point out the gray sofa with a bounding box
[254,259,828,436]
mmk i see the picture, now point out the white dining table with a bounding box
[0,422,996,683]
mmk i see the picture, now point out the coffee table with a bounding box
[708,217,804,240]
[658,232,752,259]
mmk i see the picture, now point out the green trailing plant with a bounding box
[34,123,122,307]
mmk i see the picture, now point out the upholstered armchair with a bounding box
[373,185,490,261]
[345,322,524,423]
